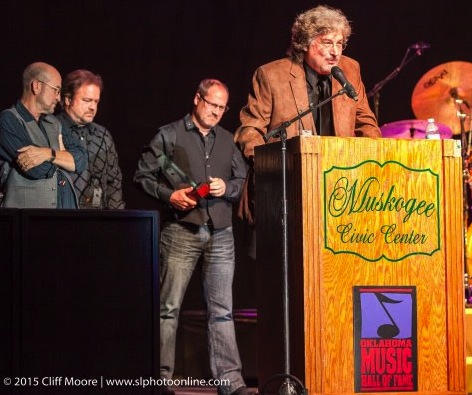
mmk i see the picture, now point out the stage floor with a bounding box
[171,387,258,394]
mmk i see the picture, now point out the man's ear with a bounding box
[32,80,42,95]
[64,95,72,106]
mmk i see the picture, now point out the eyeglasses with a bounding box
[38,80,62,96]
[199,94,229,113]
[316,39,347,51]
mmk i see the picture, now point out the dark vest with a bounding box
[2,107,76,208]
[170,123,235,229]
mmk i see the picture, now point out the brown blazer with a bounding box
[235,55,381,158]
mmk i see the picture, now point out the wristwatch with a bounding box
[49,149,56,163]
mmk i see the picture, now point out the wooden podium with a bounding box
[255,136,466,394]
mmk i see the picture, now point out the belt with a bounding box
[177,220,214,231]
[203,220,214,230]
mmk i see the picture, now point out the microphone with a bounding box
[410,41,430,55]
[331,66,358,101]
[450,87,470,108]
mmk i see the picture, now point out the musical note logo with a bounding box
[375,293,402,338]
[354,286,418,393]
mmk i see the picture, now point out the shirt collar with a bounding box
[184,114,196,131]
[15,101,36,122]
[15,101,57,124]
[303,62,331,87]
[184,113,216,136]
[57,111,76,129]
[303,61,319,89]
[57,111,89,135]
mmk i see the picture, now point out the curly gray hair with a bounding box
[287,5,352,64]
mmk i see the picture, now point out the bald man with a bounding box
[0,62,87,208]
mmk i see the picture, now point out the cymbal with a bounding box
[411,61,472,135]
[380,119,453,139]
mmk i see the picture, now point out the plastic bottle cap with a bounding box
[427,118,435,122]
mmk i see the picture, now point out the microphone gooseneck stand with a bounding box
[261,88,347,395]
[457,102,472,302]
[367,44,426,122]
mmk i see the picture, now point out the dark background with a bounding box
[1,0,469,208]
[0,1,470,309]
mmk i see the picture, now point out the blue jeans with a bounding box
[159,222,245,394]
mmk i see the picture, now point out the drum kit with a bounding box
[380,61,472,140]
[379,61,472,300]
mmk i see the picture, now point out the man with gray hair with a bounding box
[236,4,380,158]
[0,61,87,208]
[235,4,381,223]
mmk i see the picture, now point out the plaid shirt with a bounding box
[56,112,125,209]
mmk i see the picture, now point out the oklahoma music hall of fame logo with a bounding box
[353,286,418,392]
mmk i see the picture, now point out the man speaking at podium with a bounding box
[235,5,381,225]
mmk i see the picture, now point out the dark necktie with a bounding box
[317,77,332,136]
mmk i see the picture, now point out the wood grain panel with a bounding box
[256,136,466,395]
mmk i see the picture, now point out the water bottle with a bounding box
[425,118,441,140]
[466,273,472,305]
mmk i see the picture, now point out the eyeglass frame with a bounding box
[198,94,229,113]
[37,79,62,96]
[314,38,348,51]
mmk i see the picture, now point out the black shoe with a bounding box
[231,386,254,395]
[159,385,175,395]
